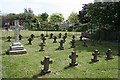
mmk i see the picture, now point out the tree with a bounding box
[49,13,64,24]
[39,12,49,21]
[68,12,79,24]
[85,2,120,41]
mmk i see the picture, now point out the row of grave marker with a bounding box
[39,49,114,75]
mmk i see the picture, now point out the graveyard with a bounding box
[1,1,120,79]
[2,30,118,78]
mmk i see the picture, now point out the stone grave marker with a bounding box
[28,37,32,45]
[72,35,75,40]
[69,51,78,66]
[65,33,67,38]
[53,36,57,43]
[41,36,46,43]
[49,33,53,39]
[30,34,35,40]
[39,42,45,51]
[19,34,22,40]
[7,36,11,42]
[70,39,75,48]
[63,36,67,42]
[7,20,26,54]
[41,56,53,73]
[91,50,100,62]
[40,33,44,39]
[57,40,64,50]
[106,49,113,60]
[58,33,62,38]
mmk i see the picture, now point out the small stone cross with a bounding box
[19,34,22,40]
[41,56,53,73]
[58,33,62,38]
[28,37,32,45]
[39,42,45,51]
[72,35,75,40]
[58,40,64,50]
[7,36,11,42]
[91,50,100,62]
[70,39,75,48]
[69,51,78,66]
[106,49,113,60]
[53,36,57,43]
[41,36,46,43]
[49,33,53,39]
[30,34,35,39]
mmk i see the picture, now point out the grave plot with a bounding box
[2,31,119,78]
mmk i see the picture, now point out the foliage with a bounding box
[49,13,64,24]
[68,12,79,24]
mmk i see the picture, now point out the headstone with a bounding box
[72,35,75,40]
[49,33,53,39]
[57,40,64,50]
[41,36,46,43]
[91,50,100,62]
[58,33,62,38]
[79,36,82,41]
[63,36,66,42]
[70,39,75,48]
[106,49,113,60]
[30,34,35,40]
[69,51,78,66]
[65,33,67,38]
[39,42,45,51]
[83,40,87,47]
[40,33,44,39]
[7,36,11,42]
[7,20,26,54]
[28,37,32,45]
[41,56,53,73]
[53,36,57,43]
[19,34,22,40]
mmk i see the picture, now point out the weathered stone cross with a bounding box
[69,51,78,66]
[41,56,53,73]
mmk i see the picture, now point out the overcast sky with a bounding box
[0,0,94,20]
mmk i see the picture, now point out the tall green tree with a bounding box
[49,13,64,24]
[68,12,79,24]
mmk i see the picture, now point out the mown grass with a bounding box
[1,31,119,78]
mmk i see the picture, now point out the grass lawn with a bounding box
[1,30,119,78]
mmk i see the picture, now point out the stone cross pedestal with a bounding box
[8,20,26,54]
[7,36,11,42]
[70,39,75,48]
[39,42,45,51]
[69,51,78,66]
[58,33,62,38]
[91,50,100,62]
[41,56,53,74]
[106,49,113,60]
[53,36,57,43]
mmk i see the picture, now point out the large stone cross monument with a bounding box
[7,20,27,54]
